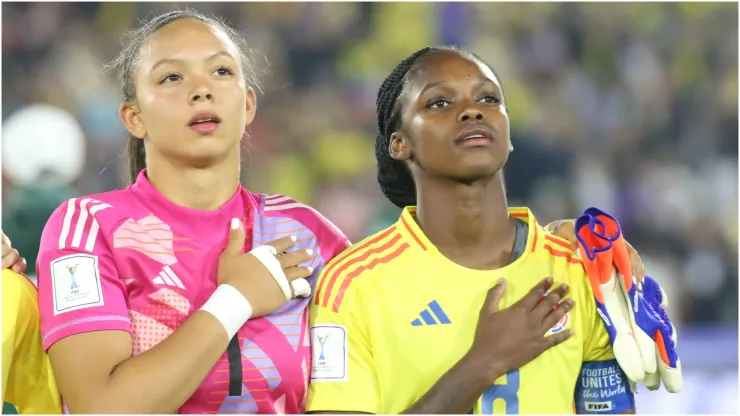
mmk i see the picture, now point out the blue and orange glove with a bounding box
[575,207,683,393]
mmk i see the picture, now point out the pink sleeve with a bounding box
[37,198,131,351]
[300,208,351,268]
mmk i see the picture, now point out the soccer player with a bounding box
[307,46,636,414]
[2,232,61,414]
[36,11,350,413]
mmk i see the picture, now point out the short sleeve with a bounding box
[2,270,62,413]
[37,199,131,351]
[306,271,379,414]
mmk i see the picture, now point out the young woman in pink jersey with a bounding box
[36,10,351,414]
[35,10,649,415]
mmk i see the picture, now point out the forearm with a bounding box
[402,354,498,414]
[71,312,231,413]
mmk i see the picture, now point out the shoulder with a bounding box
[312,223,413,313]
[2,269,39,323]
[535,229,595,301]
[539,230,582,266]
[256,193,351,261]
[2,269,37,299]
[40,189,137,255]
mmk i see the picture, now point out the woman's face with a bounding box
[391,51,511,183]
[121,18,256,167]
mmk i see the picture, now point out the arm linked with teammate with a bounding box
[46,220,313,414]
[401,277,574,414]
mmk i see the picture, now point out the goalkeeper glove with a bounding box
[575,207,683,393]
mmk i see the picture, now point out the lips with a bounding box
[188,112,222,126]
[188,112,222,135]
[453,127,494,146]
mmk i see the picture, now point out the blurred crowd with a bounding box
[2,2,738,331]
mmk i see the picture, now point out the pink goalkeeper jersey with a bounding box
[37,170,351,414]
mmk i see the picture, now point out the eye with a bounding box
[479,95,501,104]
[160,73,181,84]
[427,98,451,109]
[213,66,234,76]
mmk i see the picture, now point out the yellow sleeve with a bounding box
[307,269,380,414]
[2,270,62,414]
[579,268,615,362]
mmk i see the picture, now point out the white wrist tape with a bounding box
[200,284,253,340]
[249,245,292,301]
[291,278,311,298]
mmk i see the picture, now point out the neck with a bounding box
[145,148,241,211]
[414,171,516,268]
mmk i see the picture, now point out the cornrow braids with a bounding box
[375,46,486,209]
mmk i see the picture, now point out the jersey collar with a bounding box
[397,206,541,268]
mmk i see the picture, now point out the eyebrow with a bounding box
[149,51,235,73]
[419,76,498,95]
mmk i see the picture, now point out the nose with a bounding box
[190,84,213,103]
[458,105,484,122]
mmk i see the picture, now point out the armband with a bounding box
[575,360,635,414]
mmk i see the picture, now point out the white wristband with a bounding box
[200,284,253,340]
[249,245,292,301]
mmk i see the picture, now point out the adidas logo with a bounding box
[411,301,451,326]
[152,266,185,289]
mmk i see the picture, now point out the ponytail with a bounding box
[127,134,146,184]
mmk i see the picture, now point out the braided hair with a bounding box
[375,46,491,209]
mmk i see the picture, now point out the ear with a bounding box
[244,87,257,126]
[389,132,412,162]
[119,102,147,139]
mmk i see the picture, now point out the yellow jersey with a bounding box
[307,207,624,414]
[2,269,61,414]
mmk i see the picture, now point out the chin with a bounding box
[181,138,239,167]
[453,153,507,180]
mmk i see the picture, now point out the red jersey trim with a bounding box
[314,226,397,307]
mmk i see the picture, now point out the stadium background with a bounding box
[1,2,737,413]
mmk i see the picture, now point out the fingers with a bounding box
[1,232,11,256]
[541,298,574,330]
[278,248,314,269]
[543,328,574,349]
[290,278,312,298]
[482,278,507,315]
[516,277,554,311]
[2,249,20,270]
[626,240,646,290]
[543,220,564,234]
[532,284,569,318]
[267,235,299,254]
[284,266,314,281]
[225,218,246,256]
[553,220,578,248]
[11,258,27,274]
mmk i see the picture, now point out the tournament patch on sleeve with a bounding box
[51,254,104,315]
[575,360,635,414]
[309,324,348,382]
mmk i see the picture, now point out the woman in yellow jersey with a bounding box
[2,232,61,414]
[307,47,640,414]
